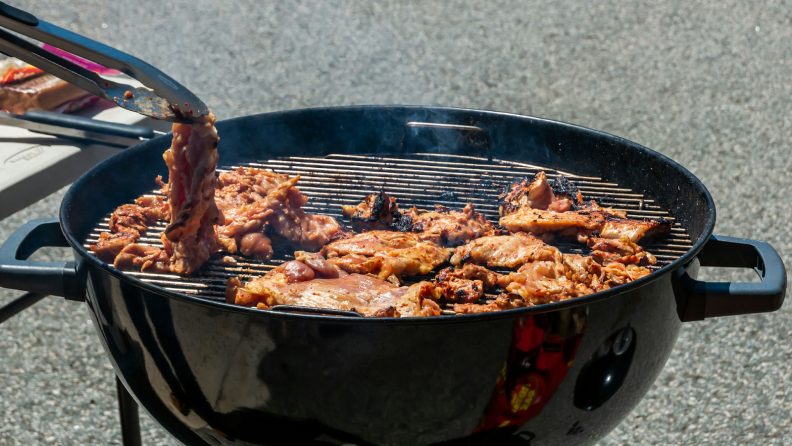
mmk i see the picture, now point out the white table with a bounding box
[0,101,170,221]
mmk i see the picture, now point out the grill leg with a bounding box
[0,292,45,324]
[116,376,142,446]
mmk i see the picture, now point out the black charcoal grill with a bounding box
[0,106,786,446]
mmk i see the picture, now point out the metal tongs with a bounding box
[0,2,208,123]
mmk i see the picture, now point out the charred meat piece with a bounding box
[162,112,225,275]
[498,171,670,243]
[321,230,452,280]
[435,264,503,303]
[340,195,497,246]
[341,191,400,231]
[225,253,441,317]
[450,231,561,268]
[499,207,671,243]
[401,202,498,246]
[216,167,347,259]
[499,171,583,217]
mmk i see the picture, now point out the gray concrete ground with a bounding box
[1,0,791,444]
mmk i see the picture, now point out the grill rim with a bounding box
[58,105,717,323]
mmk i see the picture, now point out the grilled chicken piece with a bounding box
[498,250,653,306]
[588,236,656,265]
[91,232,139,263]
[499,207,670,243]
[109,205,152,236]
[441,218,658,313]
[499,258,598,305]
[341,191,401,231]
[498,171,670,243]
[225,252,441,317]
[401,203,498,246]
[215,167,292,258]
[134,196,171,222]
[393,281,443,317]
[435,264,502,303]
[453,294,527,314]
[162,113,225,275]
[450,232,561,268]
[261,176,346,250]
[93,195,173,264]
[499,172,583,217]
[320,230,452,280]
[113,244,170,273]
[108,196,169,237]
[599,262,653,285]
[445,234,654,310]
[216,167,346,259]
[341,194,498,246]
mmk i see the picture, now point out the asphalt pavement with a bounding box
[1,0,791,444]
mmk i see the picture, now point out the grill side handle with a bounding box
[0,218,82,301]
[673,235,786,321]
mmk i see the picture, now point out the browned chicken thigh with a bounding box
[450,232,561,268]
[320,230,452,280]
[498,171,670,243]
[216,167,346,259]
[401,202,498,246]
[225,252,442,317]
[342,193,498,246]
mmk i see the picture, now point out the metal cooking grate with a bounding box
[84,153,692,313]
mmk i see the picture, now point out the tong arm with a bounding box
[0,2,208,122]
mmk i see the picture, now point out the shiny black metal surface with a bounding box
[0,106,786,445]
[82,253,684,446]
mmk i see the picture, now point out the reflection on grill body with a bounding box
[83,153,692,314]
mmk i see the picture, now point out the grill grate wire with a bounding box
[83,153,693,313]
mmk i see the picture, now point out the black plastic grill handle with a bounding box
[675,235,786,321]
[0,218,82,301]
